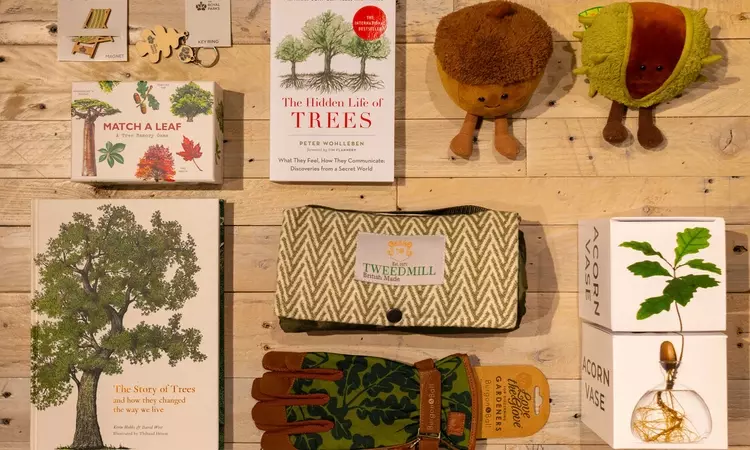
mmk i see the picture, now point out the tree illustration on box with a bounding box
[31,204,204,450]
[135,144,176,182]
[302,11,353,93]
[71,99,121,177]
[275,36,312,89]
[170,82,213,122]
[344,36,391,91]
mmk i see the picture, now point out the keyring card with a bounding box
[186,0,232,47]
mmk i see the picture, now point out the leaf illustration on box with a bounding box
[134,81,160,114]
[135,144,176,182]
[31,204,204,450]
[620,227,721,323]
[216,100,225,133]
[71,99,121,177]
[177,136,203,171]
[170,82,213,122]
[98,80,121,93]
[97,141,126,167]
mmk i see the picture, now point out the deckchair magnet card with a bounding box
[58,0,128,61]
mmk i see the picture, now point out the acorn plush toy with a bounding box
[435,1,553,159]
[574,3,722,148]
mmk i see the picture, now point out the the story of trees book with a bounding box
[71,81,224,184]
[30,199,222,450]
[270,0,396,182]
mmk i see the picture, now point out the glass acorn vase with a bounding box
[630,341,712,444]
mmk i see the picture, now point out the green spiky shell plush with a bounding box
[573,2,721,108]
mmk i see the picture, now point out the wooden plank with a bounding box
[397,177,750,225]
[0,0,451,45]
[527,118,750,177]
[1,377,748,444]
[0,41,744,121]
[0,179,397,226]
[0,119,526,179]
[4,224,750,293]
[3,292,747,379]
[1,0,748,45]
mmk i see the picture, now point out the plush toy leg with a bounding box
[494,117,519,160]
[603,101,629,144]
[637,106,664,149]
[450,113,480,158]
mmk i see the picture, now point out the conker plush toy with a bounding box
[435,1,553,159]
[573,3,722,148]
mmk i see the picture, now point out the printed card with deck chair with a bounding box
[58,0,128,61]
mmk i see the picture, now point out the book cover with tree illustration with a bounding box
[270,0,396,182]
[71,81,223,184]
[31,199,221,450]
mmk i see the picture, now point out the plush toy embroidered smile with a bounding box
[435,1,553,159]
[573,2,722,149]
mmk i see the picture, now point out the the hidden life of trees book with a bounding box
[30,199,221,450]
[270,0,396,182]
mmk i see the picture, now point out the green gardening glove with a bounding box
[251,352,479,450]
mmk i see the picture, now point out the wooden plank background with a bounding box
[1,0,749,449]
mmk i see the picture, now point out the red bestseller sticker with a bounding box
[353,6,387,41]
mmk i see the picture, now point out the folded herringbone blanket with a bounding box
[275,205,527,332]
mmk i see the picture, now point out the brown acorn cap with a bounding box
[434,1,553,86]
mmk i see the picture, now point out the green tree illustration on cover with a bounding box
[31,204,205,450]
[620,227,721,323]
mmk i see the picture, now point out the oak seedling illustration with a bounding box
[170,82,213,122]
[71,99,121,177]
[275,35,312,89]
[344,36,391,91]
[31,204,205,450]
[135,144,176,182]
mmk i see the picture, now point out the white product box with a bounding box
[579,218,726,332]
[71,81,224,184]
[581,322,728,449]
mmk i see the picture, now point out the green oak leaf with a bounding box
[636,295,673,320]
[136,81,149,98]
[683,258,722,274]
[352,434,375,449]
[620,241,664,258]
[626,260,671,278]
[355,394,415,426]
[663,274,720,307]
[147,94,160,111]
[674,227,711,266]
[335,355,366,397]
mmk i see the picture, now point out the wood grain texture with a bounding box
[0,0,451,45]
[3,0,749,45]
[0,180,396,226]
[0,119,526,179]
[2,224,750,294]
[0,40,744,122]
[1,292,747,381]
[1,377,747,445]
[527,118,750,177]
[398,176,750,225]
